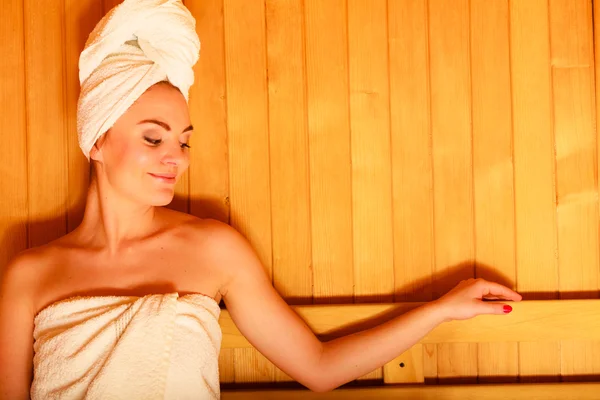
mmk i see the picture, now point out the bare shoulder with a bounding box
[155,208,266,297]
[185,217,252,257]
[0,247,49,311]
[173,215,263,285]
[158,207,244,249]
[189,219,268,297]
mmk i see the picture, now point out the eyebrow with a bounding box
[137,119,193,133]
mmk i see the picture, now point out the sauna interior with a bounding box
[2,0,600,398]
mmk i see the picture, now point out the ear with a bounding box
[89,133,107,163]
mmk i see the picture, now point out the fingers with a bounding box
[481,302,513,315]
[477,279,522,301]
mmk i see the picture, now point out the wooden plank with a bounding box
[561,340,600,381]
[231,348,274,383]
[347,0,394,304]
[221,383,600,400]
[549,0,600,382]
[304,0,354,304]
[388,0,435,382]
[388,0,434,304]
[477,342,519,383]
[264,0,312,383]
[428,0,476,384]
[219,299,600,348]
[223,0,273,385]
[264,0,312,304]
[596,0,600,302]
[437,343,477,384]
[24,0,68,247]
[64,0,102,231]
[186,0,233,378]
[519,342,560,383]
[509,0,560,381]
[383,344,424,384]
[0,0,28,269]
[470,0,518,383]
[346,0,392,383]
[218,347,235,384]
[222,0,271,273]
[549,6,597,285]
[422,344,438,384]
[186,0,230,223]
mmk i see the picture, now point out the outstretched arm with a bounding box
[210,221,521,392]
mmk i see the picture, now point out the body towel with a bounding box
[31,293,222,400]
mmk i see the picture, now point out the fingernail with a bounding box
[503,305,512,313]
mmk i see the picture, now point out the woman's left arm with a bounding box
[210,221,520,392]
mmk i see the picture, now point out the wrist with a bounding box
[425,299,450,324]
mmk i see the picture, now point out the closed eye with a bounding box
[144,137,162,146]
[145,137,190,149]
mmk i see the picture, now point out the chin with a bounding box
[145,190,176,207]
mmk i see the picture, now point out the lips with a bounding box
[149,172,177,183]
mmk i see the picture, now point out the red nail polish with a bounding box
[503,305,512,313]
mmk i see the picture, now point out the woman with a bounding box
[0,0,521,399]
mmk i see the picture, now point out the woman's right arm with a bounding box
[0,254,36,400]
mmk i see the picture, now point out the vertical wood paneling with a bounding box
[428,0,477,383]
[265,0,312,304]
[223,0,274,384]
[265,0,312,382]
[383,344,424,384]
[595,0,600,314]
[231,348,274,383]
[186,0,232,375]
[64,1,103,231]
[388,0,434,382]
[187,0,229,223]
[0,0,28,269]
[304,0,354,304]
[510,0,560,381]
[347,0,392,382]
[24,0,68,247]
[470,0,519,383]
[550,0,598,296]
[348,0,394,307]
[223,0,272,276]
[422,344,438,383]
[388,0,434,304]
[437,343,478,384]
[549,0,600,382]
[561,340,600,380]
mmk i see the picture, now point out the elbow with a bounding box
[307,382,332,393]
[305,375,336,393]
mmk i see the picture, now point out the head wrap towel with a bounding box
[76,0,200,159]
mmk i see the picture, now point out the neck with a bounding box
[78,174,157,255]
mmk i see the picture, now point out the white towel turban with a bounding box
[76,0,201,160]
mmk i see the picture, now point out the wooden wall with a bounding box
[1,0,599,387]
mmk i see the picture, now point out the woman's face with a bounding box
[91,82,192,206]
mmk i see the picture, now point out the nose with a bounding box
[161,141,187,168]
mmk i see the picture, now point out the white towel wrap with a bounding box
[76,0,201,159]
[31,293,222,400]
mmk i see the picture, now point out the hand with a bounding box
[432,278,522,322]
